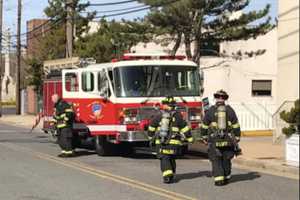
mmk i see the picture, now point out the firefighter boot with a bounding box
[58,150,75,158]
[224,175,231,185]
[163,175,174,184]
[214,180,225,186]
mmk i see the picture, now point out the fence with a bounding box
[230,102,276,131]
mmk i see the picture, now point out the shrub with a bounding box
[280,99,300,137]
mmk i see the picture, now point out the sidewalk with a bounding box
[0,114,299,179]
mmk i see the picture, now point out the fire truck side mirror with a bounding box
[100,82,111,101]
[199,70,204,96]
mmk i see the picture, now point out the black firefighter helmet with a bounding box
[161,96,177,107]
[214,90,229,100]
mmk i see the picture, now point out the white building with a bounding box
[273,0,299,142]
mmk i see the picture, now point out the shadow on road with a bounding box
[175,170,212,183]
[230,172,261,183]
[74,150,96,157]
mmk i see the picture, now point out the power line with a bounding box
[89,0,137,6]
[92,0,181,18]
[80,5,146,14]
[93,6,150,18]
[8,0,180,45]
[10,19,52,38]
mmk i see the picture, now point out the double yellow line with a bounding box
[2,143,198,200]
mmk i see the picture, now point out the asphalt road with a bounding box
[0,123,299,200]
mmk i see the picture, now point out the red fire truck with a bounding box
[42,53,204,156]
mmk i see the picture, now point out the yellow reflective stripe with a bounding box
[65,109,73,112]
[64,117,69,121]
[57,124,67,128]
[202,124,209,129]
[228,121,232,126]
[169,139,182,145]
[155,139,161,144]
[214,176,224,181]
[64,150,74,155]
[211,122,217,127]
[162,170,173,177]
[215,141,229,147]
[186,137,194,143]
[59,113,66,118]
[148,126,156,132]
[232,123,240,128]
[55,115,64,120]
[160,149,175,154]
[171,127,179,132]
[180,126,190,134]
[148,136,152,140]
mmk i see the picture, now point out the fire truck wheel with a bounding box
[95,136,111,156]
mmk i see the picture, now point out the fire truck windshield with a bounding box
[114,65,200,97]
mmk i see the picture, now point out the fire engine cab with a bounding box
[42,53,204,156]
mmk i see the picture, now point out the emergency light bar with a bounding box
[112,53,186,62]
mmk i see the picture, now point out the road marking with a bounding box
[0,143,198,200]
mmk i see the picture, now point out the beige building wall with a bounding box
[277,0,299,106]
[202,29,278,106]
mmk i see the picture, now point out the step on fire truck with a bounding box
[42,53,204,156]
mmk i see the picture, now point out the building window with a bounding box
[200,40,220,56]
[252,80,272,96]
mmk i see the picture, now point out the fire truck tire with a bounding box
[95,136,112,156]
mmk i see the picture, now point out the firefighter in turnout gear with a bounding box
[148,96,194,184]
[200,90,241,186]
[52,94,75,157]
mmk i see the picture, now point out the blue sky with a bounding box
[3,0,277,44]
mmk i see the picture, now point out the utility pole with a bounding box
[66,0,73,58]
[0,0,3,117]
[16,0,21,114]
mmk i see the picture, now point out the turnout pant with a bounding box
[57,127,73,152]
[160,155,176,177]
[208,146,234,182]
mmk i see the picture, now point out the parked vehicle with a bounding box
[42,53,204,156]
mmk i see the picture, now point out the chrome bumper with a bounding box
[119,131,149,142]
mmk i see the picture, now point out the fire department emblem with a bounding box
[89,102,104,120]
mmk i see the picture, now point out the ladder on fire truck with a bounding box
[43,57,96,74]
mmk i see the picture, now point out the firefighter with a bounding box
[51,94,75,157]
[200,90,241,186]
[148,96,194,184]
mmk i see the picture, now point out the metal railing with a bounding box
[272,100,295,143]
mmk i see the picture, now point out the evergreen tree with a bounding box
[75,18,153,63]
[37,0,95,60]
[140,0,274,63]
